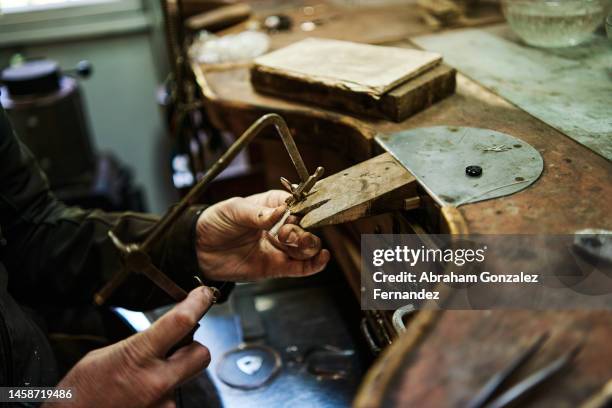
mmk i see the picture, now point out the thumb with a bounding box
[132,286,216,357]
[226,198,287,230]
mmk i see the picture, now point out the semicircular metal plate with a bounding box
[376,126,544,206]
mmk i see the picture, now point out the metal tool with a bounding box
[94,113,324,305]
[269,165,324,237]
[391,304,416,334]
[468,332,582,408]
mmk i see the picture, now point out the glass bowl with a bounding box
[501,0,605,47]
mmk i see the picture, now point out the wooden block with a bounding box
[291,152,417,229]
[250,63,456,122]
[253,38,443,96]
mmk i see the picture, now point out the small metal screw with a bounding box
[465,165,483,177]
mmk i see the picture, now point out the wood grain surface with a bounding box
[251,60,456,122]
[189,3,612,407]
[291,152,417,229]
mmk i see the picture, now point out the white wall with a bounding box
[0,1,176,213]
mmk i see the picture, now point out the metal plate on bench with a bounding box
[376,126,544,206]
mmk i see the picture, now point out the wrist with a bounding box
[194,211,235,302]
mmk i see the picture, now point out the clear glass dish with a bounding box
[502,0,605,47]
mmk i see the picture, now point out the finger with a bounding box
[265,247,330,278]
[245,190,290,207]
[137,286,215,357]
[276,224,322,260]
[226,198,287,230]
[153,395,176,408]
[286,215,300,225]
[165,342,211,385]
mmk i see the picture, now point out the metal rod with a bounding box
[139,260,188,301]
[94,267,129,306]
[272,116,309,182]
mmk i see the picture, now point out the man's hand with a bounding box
[196,190,330,281]
[50,287,215,408]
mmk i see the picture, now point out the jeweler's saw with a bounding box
[95,113,324,305]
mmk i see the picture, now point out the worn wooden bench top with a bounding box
[193,64,611,235]
[189,3,612,406]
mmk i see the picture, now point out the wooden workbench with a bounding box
[190,2,612,406]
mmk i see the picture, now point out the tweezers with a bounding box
[468,332,582,408]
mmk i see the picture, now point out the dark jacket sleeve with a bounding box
[0,106,230,310]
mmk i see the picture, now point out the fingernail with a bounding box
[210,287,220,303]
[305,235,317,249]
[284,231,298,245]
[203,286,220,303]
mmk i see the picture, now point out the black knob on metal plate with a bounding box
[465,165,483,177]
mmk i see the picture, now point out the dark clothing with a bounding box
[0,106,227,387]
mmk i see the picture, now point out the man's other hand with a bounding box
[196,190,330,281]
[50,287,215,408]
